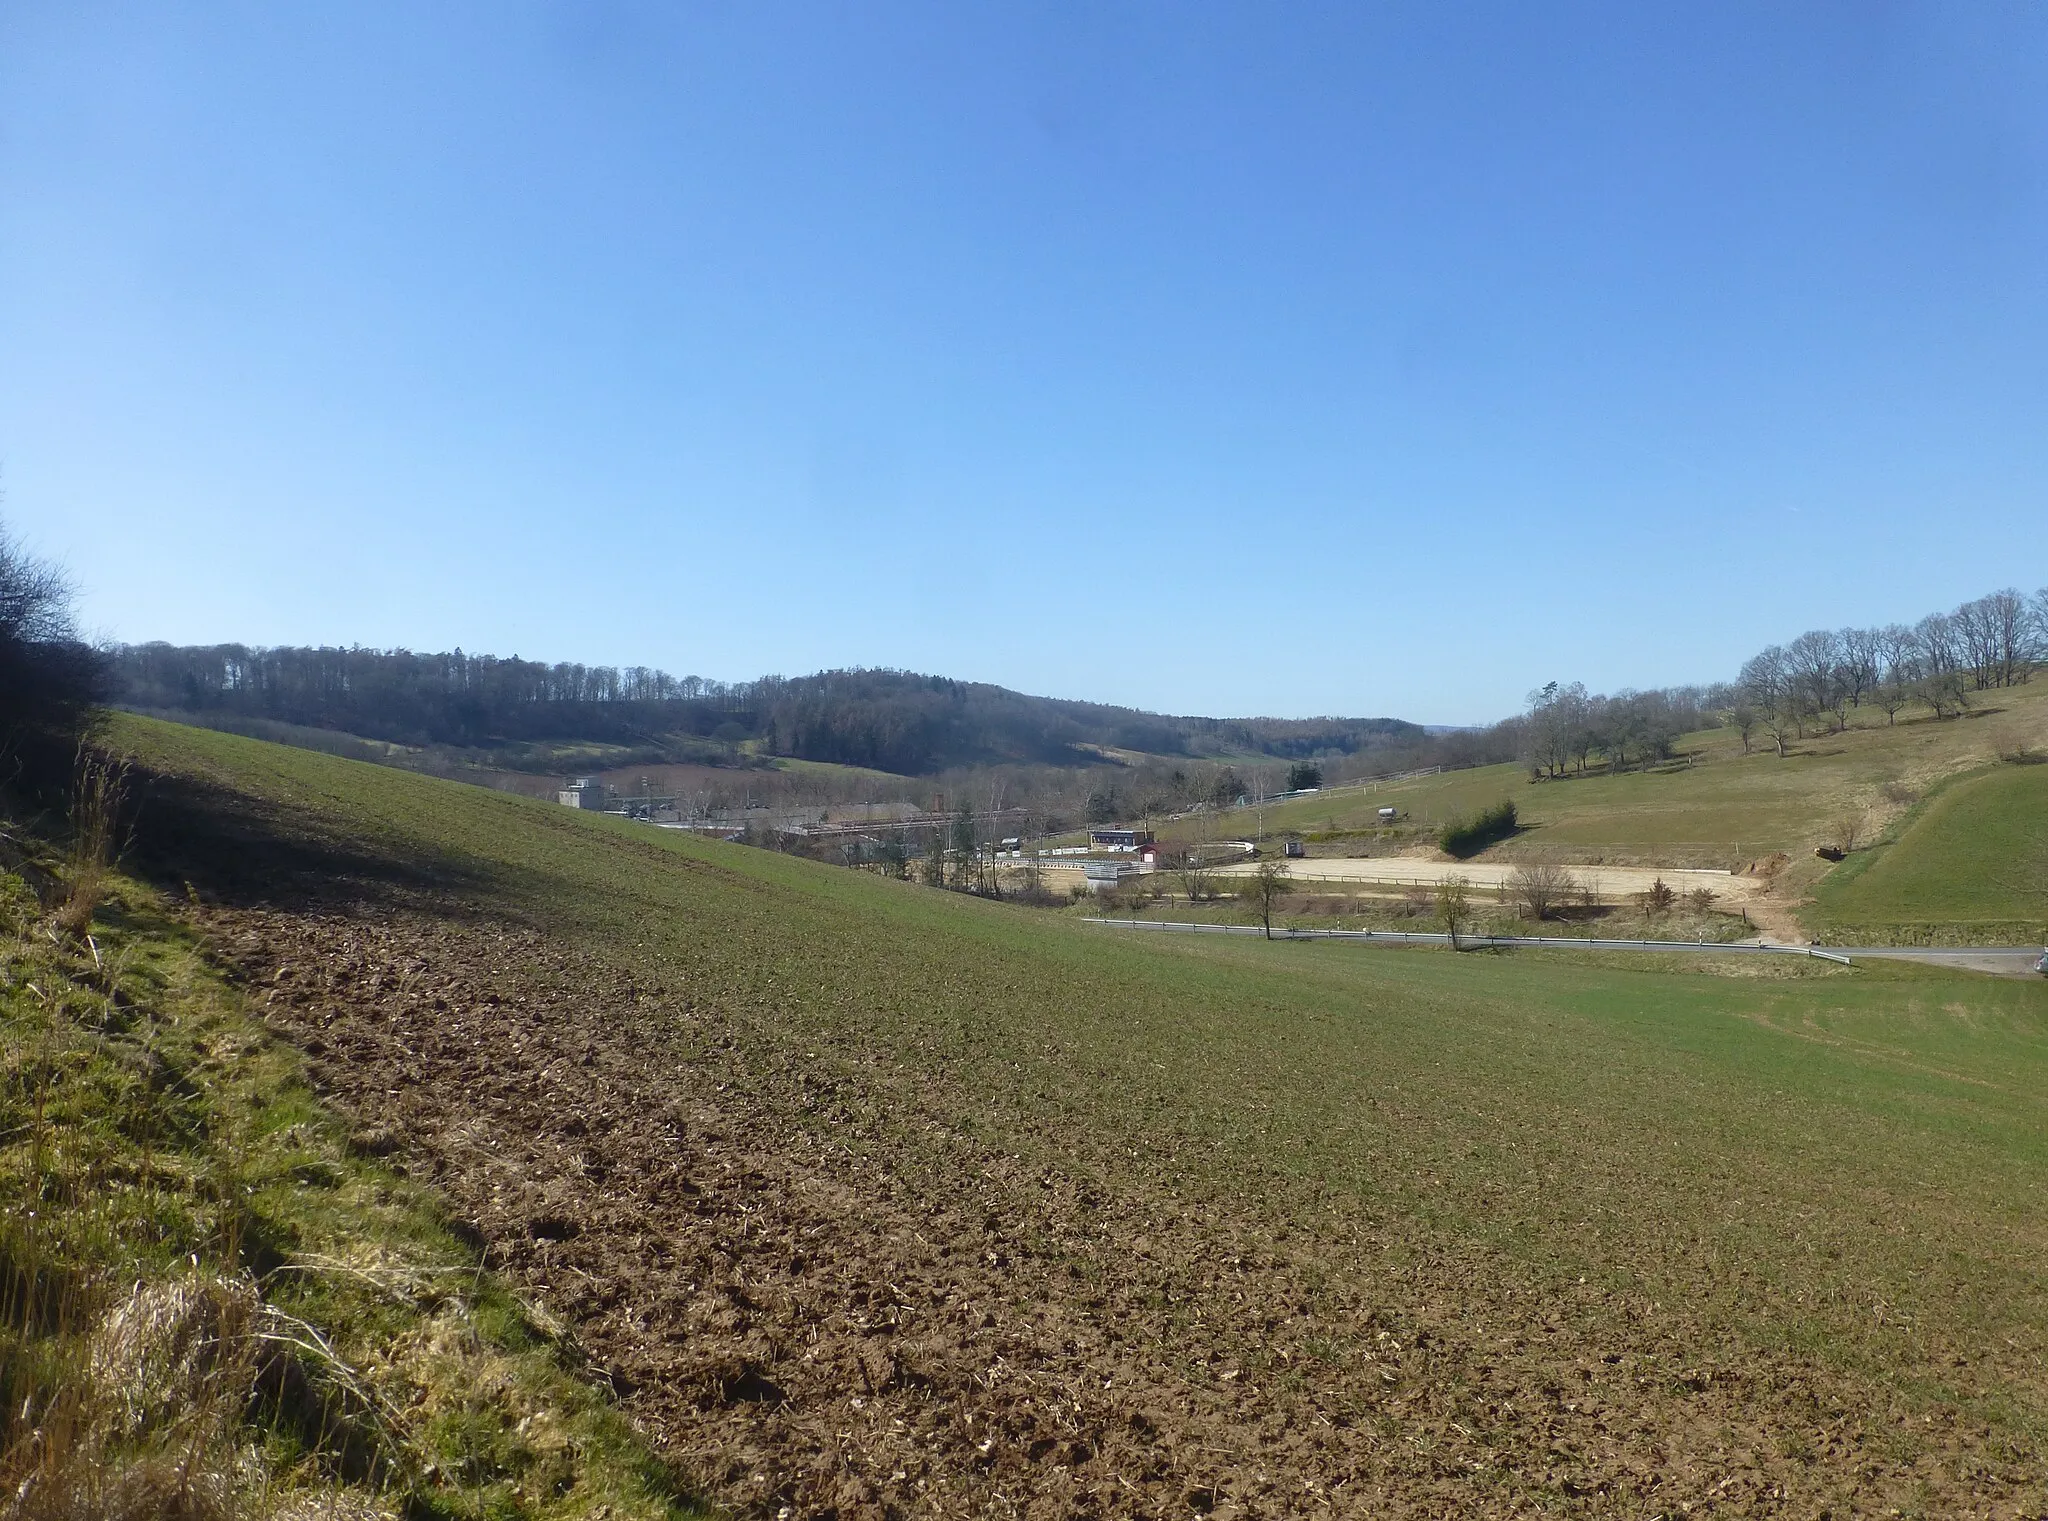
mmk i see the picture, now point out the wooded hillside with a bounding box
[110,644,1424,776]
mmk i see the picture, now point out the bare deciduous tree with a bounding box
[1725,703,1759,754]
[1918,670,1970,720]
[1243,860,1291,939]
[1786,629,1843,734]
[1839,627,1883,708]
[1434,875,1472,948]
[1506,860,1577,922]
[1760,707,1796,758]
[1741,647,1797,756]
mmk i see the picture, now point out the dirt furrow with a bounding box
[195,903,2034,1519]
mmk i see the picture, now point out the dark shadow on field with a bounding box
[122,762,503,919]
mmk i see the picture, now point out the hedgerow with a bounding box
[1440,799,1518,858]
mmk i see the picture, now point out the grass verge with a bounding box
[0,831,702,1519]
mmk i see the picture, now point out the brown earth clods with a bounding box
[201,904,2044,1520]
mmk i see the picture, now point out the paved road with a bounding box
[1829,946,2048,977]
[1083,919,2048,977]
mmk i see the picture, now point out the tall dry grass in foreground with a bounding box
[49,746,128,940]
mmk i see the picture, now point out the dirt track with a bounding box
[1212,858,1763,902]
[195,901,2043,1520]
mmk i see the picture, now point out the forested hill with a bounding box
[111,644,1423,775]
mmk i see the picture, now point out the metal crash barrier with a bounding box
[1081,919,1853,964]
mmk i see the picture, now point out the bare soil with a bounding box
[191,902,2045,1520]
[1214,859,1762,902]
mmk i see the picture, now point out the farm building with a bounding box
[557,778,606,810]
[1088,828,1154,852]
[1083,859,1147,892]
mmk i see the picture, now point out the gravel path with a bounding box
[1211,856,1765,901]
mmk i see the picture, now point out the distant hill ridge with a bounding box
[111,643,1423,776]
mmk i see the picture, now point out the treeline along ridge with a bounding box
[110,645,1423,775]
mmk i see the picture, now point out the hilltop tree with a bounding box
[1741,647,1796,757]
[1838,627,1883,708]
[1724,702,1759,754]
[1786,629,1844,733]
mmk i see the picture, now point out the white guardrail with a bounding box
[1082,918,1853,963]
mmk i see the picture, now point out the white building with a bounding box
[557,778,606,810]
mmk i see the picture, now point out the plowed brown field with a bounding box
[198,900,2043,1519]
[118,716,2047,1521]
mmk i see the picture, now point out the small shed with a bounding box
[1083,860,1142,893]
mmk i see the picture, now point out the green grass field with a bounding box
[98,713,2048,1513]
[1165,683,2048,875]
[1810,762,2048,945]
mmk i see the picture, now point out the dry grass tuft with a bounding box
[90,1274,259,1441]
[6,1275,255,1521]
[49,747,129,939]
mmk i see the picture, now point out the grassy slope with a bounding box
[0,872,700,1518]
[1811,763,2048,943]
[110,715,2048,1494]
[1164,682,2048,870]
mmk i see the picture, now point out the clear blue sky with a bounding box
[4,3,2044,724]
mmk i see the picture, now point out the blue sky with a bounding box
[3,2,2044,724]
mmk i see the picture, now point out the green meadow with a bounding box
[1812,762,2048,944]
[1166,681,2048,872]
[95,713,2048,1511]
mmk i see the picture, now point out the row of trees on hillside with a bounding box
[1735,587,2048,754]
[110,644,1425,776]
[1521,682,1724,778]
[1516,585,2048,778]
[114,643,758,748]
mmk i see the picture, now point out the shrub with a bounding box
[0,524,109,793]
[1506,859,1576,920]
[1439,800,1518,859]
